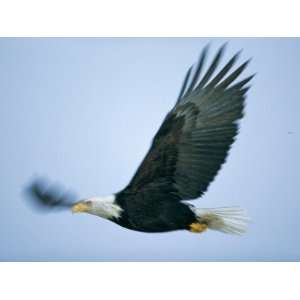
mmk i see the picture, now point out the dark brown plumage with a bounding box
[124,44,253,200]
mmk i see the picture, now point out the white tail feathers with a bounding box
[193,207,250,235]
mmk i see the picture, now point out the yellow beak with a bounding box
[71,202,90,214]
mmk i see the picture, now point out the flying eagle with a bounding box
[27,45,253,235]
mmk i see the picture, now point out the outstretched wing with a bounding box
[123,45,254,200]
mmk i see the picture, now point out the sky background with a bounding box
[0,38,299,261]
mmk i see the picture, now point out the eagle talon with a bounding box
[189,222,208,233]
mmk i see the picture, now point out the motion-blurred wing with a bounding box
[25,179,77,212]
[124,45,254,200]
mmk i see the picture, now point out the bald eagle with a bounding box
[27,45,253,235]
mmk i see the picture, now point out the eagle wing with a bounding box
[25,179,77,212]
[123,45,254,200]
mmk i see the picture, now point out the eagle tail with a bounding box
[194,207,250,235]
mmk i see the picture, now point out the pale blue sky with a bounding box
[0,38,299,261]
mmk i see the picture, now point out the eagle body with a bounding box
[27,44,253,235]
[114,191,196,233]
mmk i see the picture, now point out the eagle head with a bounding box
[71,195,123,220]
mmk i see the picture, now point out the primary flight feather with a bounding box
[26,44,253,235]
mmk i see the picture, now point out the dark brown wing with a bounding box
[123,45,254,200]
